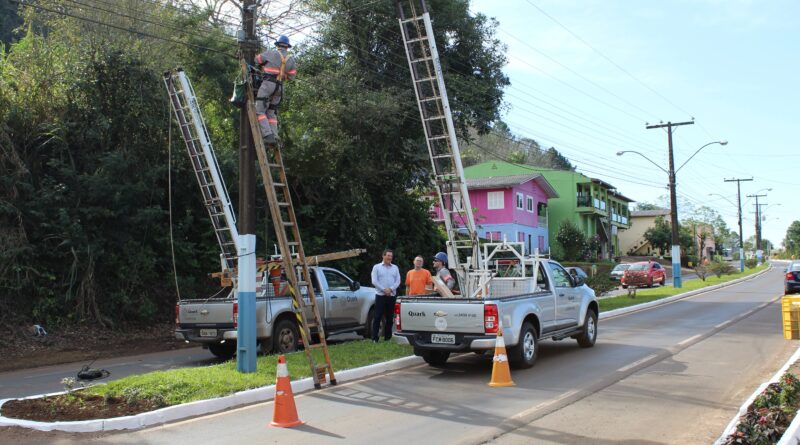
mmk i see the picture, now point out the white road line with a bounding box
[508,389,580,421]
[715,321,731,329]
[678,334,702,346]
[617,354,658,373]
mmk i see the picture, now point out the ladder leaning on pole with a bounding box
[163,69,239,273]
[240,60,335,389]
[396,0,482,297]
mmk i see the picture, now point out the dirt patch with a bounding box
[0,322,189,373]
[1,393,161,422]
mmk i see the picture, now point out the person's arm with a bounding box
[371,264,381,290]
[286,57,297,81]
[405,270,411,288]
[425,270,433,291]
[444,269,456,290]
[391,266,401,295]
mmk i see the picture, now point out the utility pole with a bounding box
[724,177,753,272]
[647,120,694,288]
[236,0,258,373]
[747,193,768,265]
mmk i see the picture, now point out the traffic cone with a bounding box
[488,327,515,387]
[269,355,304,428]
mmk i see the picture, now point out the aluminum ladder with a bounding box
[396,0,482,296]
[240,61,335,388]
[163,69,239,272]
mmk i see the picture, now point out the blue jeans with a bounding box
[372,294,396,341]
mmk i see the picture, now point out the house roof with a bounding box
[465,174,559,199]
[631,209,671,217]
[609,190,635,203]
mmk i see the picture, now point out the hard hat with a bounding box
[275,35,291,48]
[433,252,448,264]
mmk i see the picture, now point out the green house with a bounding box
[464,161,633,259]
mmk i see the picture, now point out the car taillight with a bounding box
[394,302,401,331]
[788,272,795,280]
[233,302,238,328]
[175,304,180,326]
[484,303,498,334]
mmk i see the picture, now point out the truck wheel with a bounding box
[508,322,538,369]
[421,350,450,367]
[273,318,300,354]
[208,342,236,361]
[356,307,374,339]
[577,309,598,348]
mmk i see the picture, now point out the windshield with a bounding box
[791,263,800,272]
[612,264,630,272]
[628,263,649,271]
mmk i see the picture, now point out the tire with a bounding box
[208,342,236,361]
[421,350,450,366]
[508,322,538,369]
[660,276,666,286]
[577,309,598,348]
[272,318,300,354]
[647,277,654,288]
[356,307,375,339]
[622,285,628,289]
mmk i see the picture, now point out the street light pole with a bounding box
[747,192,768,265]
[646,120,694,288]
[724,177,753,271]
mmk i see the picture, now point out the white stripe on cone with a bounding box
[493,354,508,363]
[277,363,289,378]
[496,335,505,348]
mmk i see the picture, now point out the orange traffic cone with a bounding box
[488,327,515,387]
[269,355,304,428]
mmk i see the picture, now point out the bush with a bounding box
[723,373,800,445]
[745,258,758,269]
[556,221,587,261]
[694,265,708,282]
[709,260,736,278]
[585,275,617,294]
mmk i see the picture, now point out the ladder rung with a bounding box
[267,163,281,168]
[428,135,449,142]
[400,17,423,25]
[420,96,442,103]
[424,115,446,121]
[415,76,436,83]
[277,202,290,207]
[404,36,429,44]
[287,241,299,246]
[282,221,295,226]
[432,154,453,159]
[273,182,286,188]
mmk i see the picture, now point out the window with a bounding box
[538,236,545,253]
[323,270,351,291]
[526,196,534,212]
[549,263,573,288]
[518,232,525,242]
[486,231,501,241]
[487,191,504,210]
[516,192,524,210]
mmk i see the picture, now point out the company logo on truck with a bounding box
[434,311,447,317]
[408,311,426,317]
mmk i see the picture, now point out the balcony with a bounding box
[577,195,608,215]
[611,212,630,228]
[537,215,547,227]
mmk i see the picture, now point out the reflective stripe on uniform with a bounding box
[257,114,268,121]
[287,69,297,75]
[256,54,263,65]
[263,67,281,74]
[267,118,278,124]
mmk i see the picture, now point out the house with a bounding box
[463,161,633,260]
[618,209,671,255]
[430,173,559,255]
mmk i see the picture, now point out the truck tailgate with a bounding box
[179,300,234,326]
[399,300,484,333]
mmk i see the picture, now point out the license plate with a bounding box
[431,333,455,344]
[200,329,217,337]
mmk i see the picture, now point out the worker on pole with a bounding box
[254,35,296,146]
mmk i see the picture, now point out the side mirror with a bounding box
[350,281,360,291]
[574,276,585,287]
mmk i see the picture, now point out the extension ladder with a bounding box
[396,0,482,295]
[163,69,239,272]
[240,61,335,388]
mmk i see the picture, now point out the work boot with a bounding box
[263,134,277,146]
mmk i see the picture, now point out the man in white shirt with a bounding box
[370,249,400,342]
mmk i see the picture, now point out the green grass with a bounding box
[599,264,769,312]
[87,340,412,405]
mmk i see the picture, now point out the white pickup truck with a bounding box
[394,243,598,368]
[176,266,376,359]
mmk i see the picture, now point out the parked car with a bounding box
[621,261,667,288]
[610,263,630,281]
[566,266,589,281]
[786,262,800,294]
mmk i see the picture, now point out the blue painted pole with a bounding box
[672,245,682,288]
[739,248,745,272]
[237,234,257,373]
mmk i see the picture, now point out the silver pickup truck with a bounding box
[176,266,376,359]
[395,250,598,368]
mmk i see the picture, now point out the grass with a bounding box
[71,265,766,409]
[599,264,768,312]
[87,340,412,405]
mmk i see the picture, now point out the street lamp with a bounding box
[618,140,727,288]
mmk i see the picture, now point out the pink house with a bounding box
[431,174,559,255]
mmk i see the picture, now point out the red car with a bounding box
[621,261,667,288]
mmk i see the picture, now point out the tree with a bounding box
[634,202,662,211]
[556,221,586,261]
[644,216,671,255]
[784,221,800,258]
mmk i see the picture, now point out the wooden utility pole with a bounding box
[236,0,258,373]
[724,177,752,271]
[646,120,694,288]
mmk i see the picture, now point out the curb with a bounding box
[0,355,423,432]
[600,265,772,320]
[713,345,800,445]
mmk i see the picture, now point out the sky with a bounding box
[468,0,798,248]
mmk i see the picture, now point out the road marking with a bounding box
[678,334,702,346]
[617,353,658,373]
[715,321,731,329]
[508,389,579,421]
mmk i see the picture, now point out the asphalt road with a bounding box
[3,266,794,445]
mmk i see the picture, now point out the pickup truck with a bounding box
[394,252,598,368]
[175,266,376,359]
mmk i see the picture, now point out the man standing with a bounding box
[432,251,456,290]
[254,35,297,146]
[405,255,433,296]
[370,249,400,342]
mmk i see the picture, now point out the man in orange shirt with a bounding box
[405,255,433,295]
